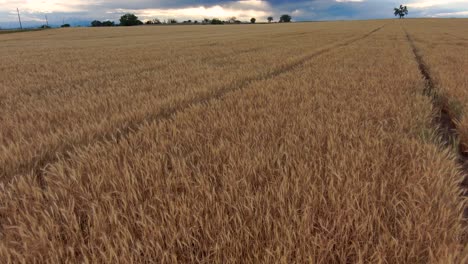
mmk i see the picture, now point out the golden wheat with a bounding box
[0,21,379,184]
[403,19,468,154]
[0,20,467,263]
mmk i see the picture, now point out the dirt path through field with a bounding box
[5,25,385,188]
[405,29,468,241]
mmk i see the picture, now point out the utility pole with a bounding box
[17,8,23,30]
[45,15,49,27]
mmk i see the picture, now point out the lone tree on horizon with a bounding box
[267,16,274,23]
[394,5,409,19]
[279,14,292,23]
[250,17,256,24]
[120,13,143,26]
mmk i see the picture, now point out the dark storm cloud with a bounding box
[1,0,467,28]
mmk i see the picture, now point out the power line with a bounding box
[17,8,23,30]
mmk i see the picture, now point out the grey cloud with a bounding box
[1,0,467,28]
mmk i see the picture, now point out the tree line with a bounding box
[65,5,408,28]
[90,13,293,27]
[25,4,411,29]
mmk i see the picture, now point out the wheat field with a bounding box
[0,19,467,263]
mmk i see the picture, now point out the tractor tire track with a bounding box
[3,25,385,189]
[405,30,468,233]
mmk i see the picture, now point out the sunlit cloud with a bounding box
[433,10,468,17]
[113,5,269,21]
[405,0,467,8]
[237,0,269,8]
[0,0,103,13]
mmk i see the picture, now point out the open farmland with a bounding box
[0,19,467,262]
[404,20,468,175]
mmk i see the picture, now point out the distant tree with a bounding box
[168,18,178,24]
[60,24,71,28]
[203,18,211,24]
[279,14,292,23]
[101,21,115,27]
[250,17,256,24]
[394,5,409,19]
[39,25,51,29]
[194,20,199,24]
[152,18,161,24]
[91,20,102,27]
[267,16,274,23]
[211,18,224,24]
[120,13,143,26]
[228,16,237,23]
[145,20,153,25]
[234,20,242,24]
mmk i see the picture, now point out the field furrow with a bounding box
[1,22,465,262]
[0,22,383,184]
[403,20,468,226]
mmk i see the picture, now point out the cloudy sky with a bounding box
[0,0,467,28]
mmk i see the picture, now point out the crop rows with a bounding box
[1,20,466,262]
[0,21,381,184]
[404,19,468,226]
[403,20,468,149]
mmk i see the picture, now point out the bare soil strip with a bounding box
[405,30,468,226]
[7,25,385,187]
